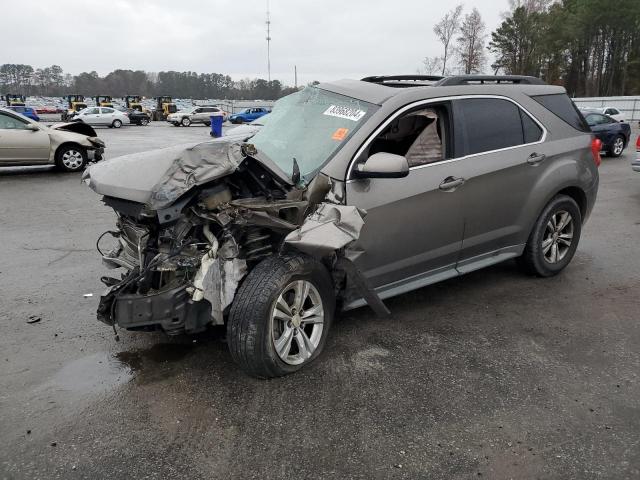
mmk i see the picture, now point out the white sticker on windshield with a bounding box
[323,105,366,122]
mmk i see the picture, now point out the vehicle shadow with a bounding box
[0,165,58,177]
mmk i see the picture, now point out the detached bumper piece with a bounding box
[99,285,211,335]
[88,147,105,161]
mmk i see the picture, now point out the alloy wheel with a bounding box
[271,280,324,366]
[542,210,574,264]
[61,149,84,170]
[613,137,624,156]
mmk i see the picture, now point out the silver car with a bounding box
[0,107,105,171]
[84,75,599,378]
[74,107,130,128]
[167,106,227,127]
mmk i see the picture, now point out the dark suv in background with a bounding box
[85,75,600,377]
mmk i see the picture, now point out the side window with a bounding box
[521,110,543,143]
[366,105,450,168]
[87,108,100,115]
[531,94,590,132]
[102,108,114,114]
[0,112,28,129]
[457,98,525,155]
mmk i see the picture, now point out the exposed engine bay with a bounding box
[87,142,383,336]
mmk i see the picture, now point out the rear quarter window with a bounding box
[531,94,590,132]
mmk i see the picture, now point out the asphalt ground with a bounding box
[1,122,639,479]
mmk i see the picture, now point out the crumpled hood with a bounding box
[50,121,97,137]
[84,140,245,208]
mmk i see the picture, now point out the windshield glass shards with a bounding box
[248,86,378,180]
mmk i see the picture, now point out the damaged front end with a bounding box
[89,141,372,336]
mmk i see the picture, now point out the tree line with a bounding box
[0,65,299,100]
[425,0,640,96]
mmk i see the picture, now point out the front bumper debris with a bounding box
[88,147,104,161]
[98,284,211,335]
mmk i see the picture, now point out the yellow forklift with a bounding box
[62,95,87,121]
[94,95,113,108]
[5,94,26,107]
[152,95,177,121]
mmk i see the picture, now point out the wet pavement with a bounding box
[1,123,639,479]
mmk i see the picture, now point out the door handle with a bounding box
[439,176,465,191]
[527,153,546,165]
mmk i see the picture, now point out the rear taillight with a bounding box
[636,135,640,152]
[591,138,602,167]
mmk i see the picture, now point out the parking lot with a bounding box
[1,122,639,479]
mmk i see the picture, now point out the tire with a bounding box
[609,135,625,157]
[236,117,244,124]
[204,121,211,127]
[141,118,149,126]
[55,144,87,172]
[181,117,191,127]
[518,194,582,277]
[172,122,180,127]
[112,119,122,129]
[227,254,335,378]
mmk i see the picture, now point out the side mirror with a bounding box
[24,123,40,131]
[354,152,409,179]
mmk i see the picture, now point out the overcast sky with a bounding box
[4,0,509,85]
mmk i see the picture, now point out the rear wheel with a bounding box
[227,254,334,378]
[518,195,582,277]
[112,119,122,128]
[181,117,191,127]
[609,135,625,157]
[55,144,87,172]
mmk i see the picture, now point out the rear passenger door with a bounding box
[101,107,116,124]
[452,97,547,272]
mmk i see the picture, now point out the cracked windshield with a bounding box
[249,86,377,180]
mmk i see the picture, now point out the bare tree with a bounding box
[421,56,444,75]
[433,4,464,75]
[457,8,487,74]
[508,0,553,13]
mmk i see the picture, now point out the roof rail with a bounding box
[361,75,444,84]
[435,75,546,86]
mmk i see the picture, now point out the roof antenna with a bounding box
[292,157,300,185]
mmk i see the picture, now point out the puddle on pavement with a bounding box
[115,343,195,371]
[42,351,133,397]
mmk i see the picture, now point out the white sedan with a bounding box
[74,107,130,128]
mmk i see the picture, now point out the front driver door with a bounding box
[345,102,465,291]
[0,112,50,164]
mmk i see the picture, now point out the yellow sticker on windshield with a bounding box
[332,128,349,141]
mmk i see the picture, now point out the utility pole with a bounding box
[266,0,271,82]
[294,65,297,89]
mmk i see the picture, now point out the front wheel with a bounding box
[140,118,149,126]
[55,145,87,172]
[609,135,625,157]
[112,119,123,128]
[518,194,582,277]
[181,117,191,127]
[227,254,335,378]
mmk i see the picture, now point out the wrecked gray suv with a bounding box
[84,75,599,378]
